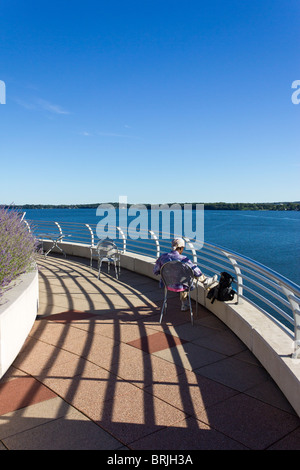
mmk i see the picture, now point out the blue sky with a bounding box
[0,0,299,205]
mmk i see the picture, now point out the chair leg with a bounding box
[160,289,168,323]
[188,293,194,326]
[98,260,102,279]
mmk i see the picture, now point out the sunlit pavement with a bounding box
[0,254,300,450]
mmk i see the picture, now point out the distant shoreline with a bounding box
[7,202,300,211]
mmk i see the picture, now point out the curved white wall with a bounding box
[0,268,39,378]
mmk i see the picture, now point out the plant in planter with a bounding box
[0,206,38,298]
[0,206,39,378]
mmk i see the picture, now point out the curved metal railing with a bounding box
[24,218,300,357]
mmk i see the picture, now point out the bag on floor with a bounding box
[207,271,236,304]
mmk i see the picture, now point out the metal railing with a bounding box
[25,218,300,358]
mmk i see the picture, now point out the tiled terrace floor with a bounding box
[1,254,300,450]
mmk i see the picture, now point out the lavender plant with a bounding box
[0,206,38,297]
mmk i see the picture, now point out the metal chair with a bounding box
[96,239,120,280]
[159,260,195,325]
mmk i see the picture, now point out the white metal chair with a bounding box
[159,260,195,325]
[96,239,120,280]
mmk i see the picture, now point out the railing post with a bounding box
[183,237,197,264]
[85,224,95,268]
[222,251,243,304]
[23,219,31,232]
[117,226,126,253]
[183,237,198,316]
[85,224,94,246]
[54,222,63,237]
[280,284,300,358]
[149,230,160,258]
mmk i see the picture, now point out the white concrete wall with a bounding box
[203,290,300,416]
[0,268,39,378]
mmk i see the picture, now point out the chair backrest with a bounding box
[160,260,194,290]
[96,239,118,258]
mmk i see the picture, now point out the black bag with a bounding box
[207,271,236,304]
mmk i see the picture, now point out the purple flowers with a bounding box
[0,206,38,297]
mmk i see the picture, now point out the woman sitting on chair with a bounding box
[153,238,217,311]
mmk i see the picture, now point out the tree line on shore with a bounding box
[9,202,300,211]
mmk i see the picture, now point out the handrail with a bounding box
[25,218,300,358]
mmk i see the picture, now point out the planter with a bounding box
[0,266,39,378]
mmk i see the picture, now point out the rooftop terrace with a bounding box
[0,254,300,450]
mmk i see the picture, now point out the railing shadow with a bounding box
[0,254,298,450]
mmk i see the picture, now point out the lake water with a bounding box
[22,208,300,287]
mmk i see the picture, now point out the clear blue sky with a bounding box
[0,0,299,205]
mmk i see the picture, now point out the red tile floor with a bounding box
[0,254,300,450]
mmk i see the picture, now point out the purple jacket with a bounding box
[153,250,202,291]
